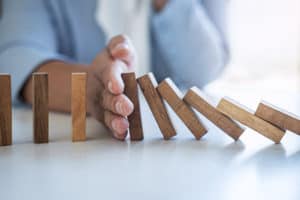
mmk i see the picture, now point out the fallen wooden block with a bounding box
[72,73,87,142]
[184,87,244,140]
[33,73,49,143]
[255,101,300,135]
[137,73,176,139]
[217,98,285,143]
[122,72,144,141]
[0,74,12,146]
[157,78,207,139]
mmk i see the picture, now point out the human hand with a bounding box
[86,35,137,140]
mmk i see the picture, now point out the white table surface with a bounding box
[1,89,300,200]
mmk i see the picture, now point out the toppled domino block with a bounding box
[255,101,300,135]
[137,73,176,139]
[184,87,244,140]
[217,98,285,143]
[33,73,49,143]
[122,72,144,141]
[157,78,207,140]
[0,74,12,146]
[72,73,87,142]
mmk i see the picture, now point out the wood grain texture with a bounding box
[137,73,176,139]
[184,87,244,140]
[33,73,49,143]
[157,78,207,140]
[72,73,87,142]
[217,98,285,143]
[0,74,12,146]
[122,72,144,140]
[255,101,300,135]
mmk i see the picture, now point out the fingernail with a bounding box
[108,81,113,93]
[115,101,123,114]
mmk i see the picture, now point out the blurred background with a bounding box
[206,0,300,94]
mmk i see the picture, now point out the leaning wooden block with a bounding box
[33,73,49,143]
[255,101,300,135]
[183,87,244,140]
[157,78,207,139]
[72,73,87,142]
[217,98,285,143]
[122,72,144,141]
[137,73,176,139]
[0,74,12,146]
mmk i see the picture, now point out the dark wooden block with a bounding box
[0,74,12,146]
[137,73,176,139]
[157,78,207,140]
[255,101,300,135]
[184,87,244,140]
[122,72,144,141]
[33,73,49,143]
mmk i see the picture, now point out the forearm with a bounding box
[22,61,88,113]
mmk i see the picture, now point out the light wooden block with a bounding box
[122,72,144,141]
[137,73,176,139]
[72,73,87,142]
[255,101,300,135]
[157,78,207,140]
[0,74,12,146]
[184,87,244,140]
[33,73,49,143]
[217,98,285,143]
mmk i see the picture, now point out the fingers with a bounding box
[101,59,127,95]
[107,34,137,68]
[104,110,129,140]
[102,89,134,117]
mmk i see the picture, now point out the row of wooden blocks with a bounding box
[0,72,300,146]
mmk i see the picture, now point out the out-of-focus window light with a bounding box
[207,0,300,93]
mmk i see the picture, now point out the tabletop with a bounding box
[1,88,300,200]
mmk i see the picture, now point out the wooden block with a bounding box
[0,74,12,146]
[255,101,300,135]
[157,78,207,139]
[183,87,244,140]
[216,98,285,143]
[33,73,49,143]
[122,72,144,140]
[72,73,87,142]
[137,73,176,139]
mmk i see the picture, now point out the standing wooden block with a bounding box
[157,78,207,140]
[216,98,285,143]
[72,73,87,142]
[33,73,49,143]
[255,101,300,135]
[122,72,144,140]
[0,74,12,146]
[183,87,244,140]
[137,73,176,139]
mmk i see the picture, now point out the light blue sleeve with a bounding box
[151,0,229,88]
[0,0,66,104]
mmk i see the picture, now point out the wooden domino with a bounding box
[157,78,207,139]
[122,72,144,140]
[217,98,285,143]
[137,73,176,139]
[33,73,49,143]
[0,74,12,146]
[72,73,87,142]
[184,87,244,140]
[255,101,300,135]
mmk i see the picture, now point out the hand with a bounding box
[86,35,137,140]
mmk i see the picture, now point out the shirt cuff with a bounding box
[0,45,68,105]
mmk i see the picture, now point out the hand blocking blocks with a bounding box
[1,71,300,145]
